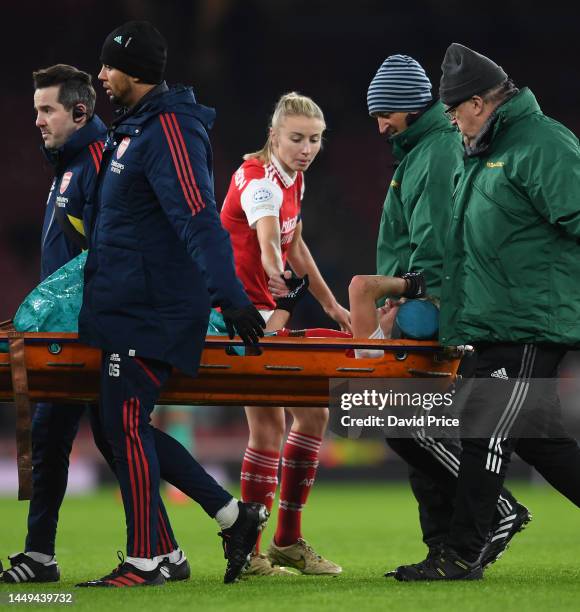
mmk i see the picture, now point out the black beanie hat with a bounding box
[440,43,507,107]
[101,21,167,84]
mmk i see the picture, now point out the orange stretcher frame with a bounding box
[0,330,461,499]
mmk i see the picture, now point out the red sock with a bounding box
[240,447,280,552]
[274,431,322,547]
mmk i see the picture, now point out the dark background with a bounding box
[2,0,580,323]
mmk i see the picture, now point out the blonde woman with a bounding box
[221,93,350,576]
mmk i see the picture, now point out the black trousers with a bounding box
[446,342,580,561]
[99,352,232,558]
[386,353,518,548]
[26,402,178,556]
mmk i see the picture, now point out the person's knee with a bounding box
[292,408,329,437]
[349,275,373,299]
[247,411,285,450]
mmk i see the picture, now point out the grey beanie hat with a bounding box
[440,43,507,107]
[367,54,432,115]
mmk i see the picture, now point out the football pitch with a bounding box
[0,482,578,611]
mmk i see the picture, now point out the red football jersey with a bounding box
[221,155,304,310]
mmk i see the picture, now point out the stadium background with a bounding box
[1,1,580,509]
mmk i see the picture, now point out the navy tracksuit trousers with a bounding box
[26,402,178,556]
[98,352,232,558]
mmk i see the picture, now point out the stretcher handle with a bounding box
[2,320,32,500]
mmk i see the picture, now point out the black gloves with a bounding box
[275,273,310,314]
[221,304,266,344]
[399,271,426,299]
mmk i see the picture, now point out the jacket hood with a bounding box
[42,114,107,169]
[390,100,455,160]
[114,84,216,131]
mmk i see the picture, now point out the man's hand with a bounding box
[399,271,426,299]
[325,303,352,333]
[221,304,266,345]
[275,273,310,314]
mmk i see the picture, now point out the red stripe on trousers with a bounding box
[160,112,201,212]
[157,508,172,554]
[123,400,141,558]
[134,398,152,558]
[134,357,161,387]
[168,113,205,211]
[158,114,197,214]
[129,398,146,557]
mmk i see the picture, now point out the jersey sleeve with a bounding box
[143,112,251,310]
[240,177,283,228]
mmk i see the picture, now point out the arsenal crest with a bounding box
[117,137,131,159]
[59,172,73,194]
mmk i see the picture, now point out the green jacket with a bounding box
[376,101,463,298]
[439,88,580,346]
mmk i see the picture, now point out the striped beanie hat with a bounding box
[367,55,432,115]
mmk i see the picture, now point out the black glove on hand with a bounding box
[399,271,426,299]
[275,273,310,314]
[221,304,266,345]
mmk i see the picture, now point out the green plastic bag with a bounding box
[13,252,88,333]
[7,253,265,356]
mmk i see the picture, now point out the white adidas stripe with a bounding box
[493,347,536,473]
[499,513,516,524]
[8,569,20,583]
[412,431,512,518]
[486,345,536,474]
[20,563,35,578]
[491,532,510,542]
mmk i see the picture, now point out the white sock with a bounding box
[25,551,54,564]
[215,498,239,530]
[154,547,182,564]
[126,556,158,571]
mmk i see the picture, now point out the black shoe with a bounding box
[218,502,269,584]
[386,548,483,581]
[481,503,532,568]
[1,553,60,583]
[76,552,165,587]
[158,550,191,582]
[384,542,442,578]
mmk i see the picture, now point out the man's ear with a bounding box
[72,104,88,123]
[472,96,486,116]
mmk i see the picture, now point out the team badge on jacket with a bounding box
[59,172,73,194]
[116,137,131,159]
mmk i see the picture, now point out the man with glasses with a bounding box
[367,54,529,575]
[389,43,580,581]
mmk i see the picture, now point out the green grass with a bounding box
[0,483,578,611]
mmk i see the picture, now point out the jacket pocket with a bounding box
[94,243,149,309]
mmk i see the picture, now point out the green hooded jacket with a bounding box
[439,88,580,346]
[376,101,463,298]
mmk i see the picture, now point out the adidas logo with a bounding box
[110,353,121,362]
[491,368,508,380]
[114,35,123,44]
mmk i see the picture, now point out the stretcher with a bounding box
[0,326,461,499]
